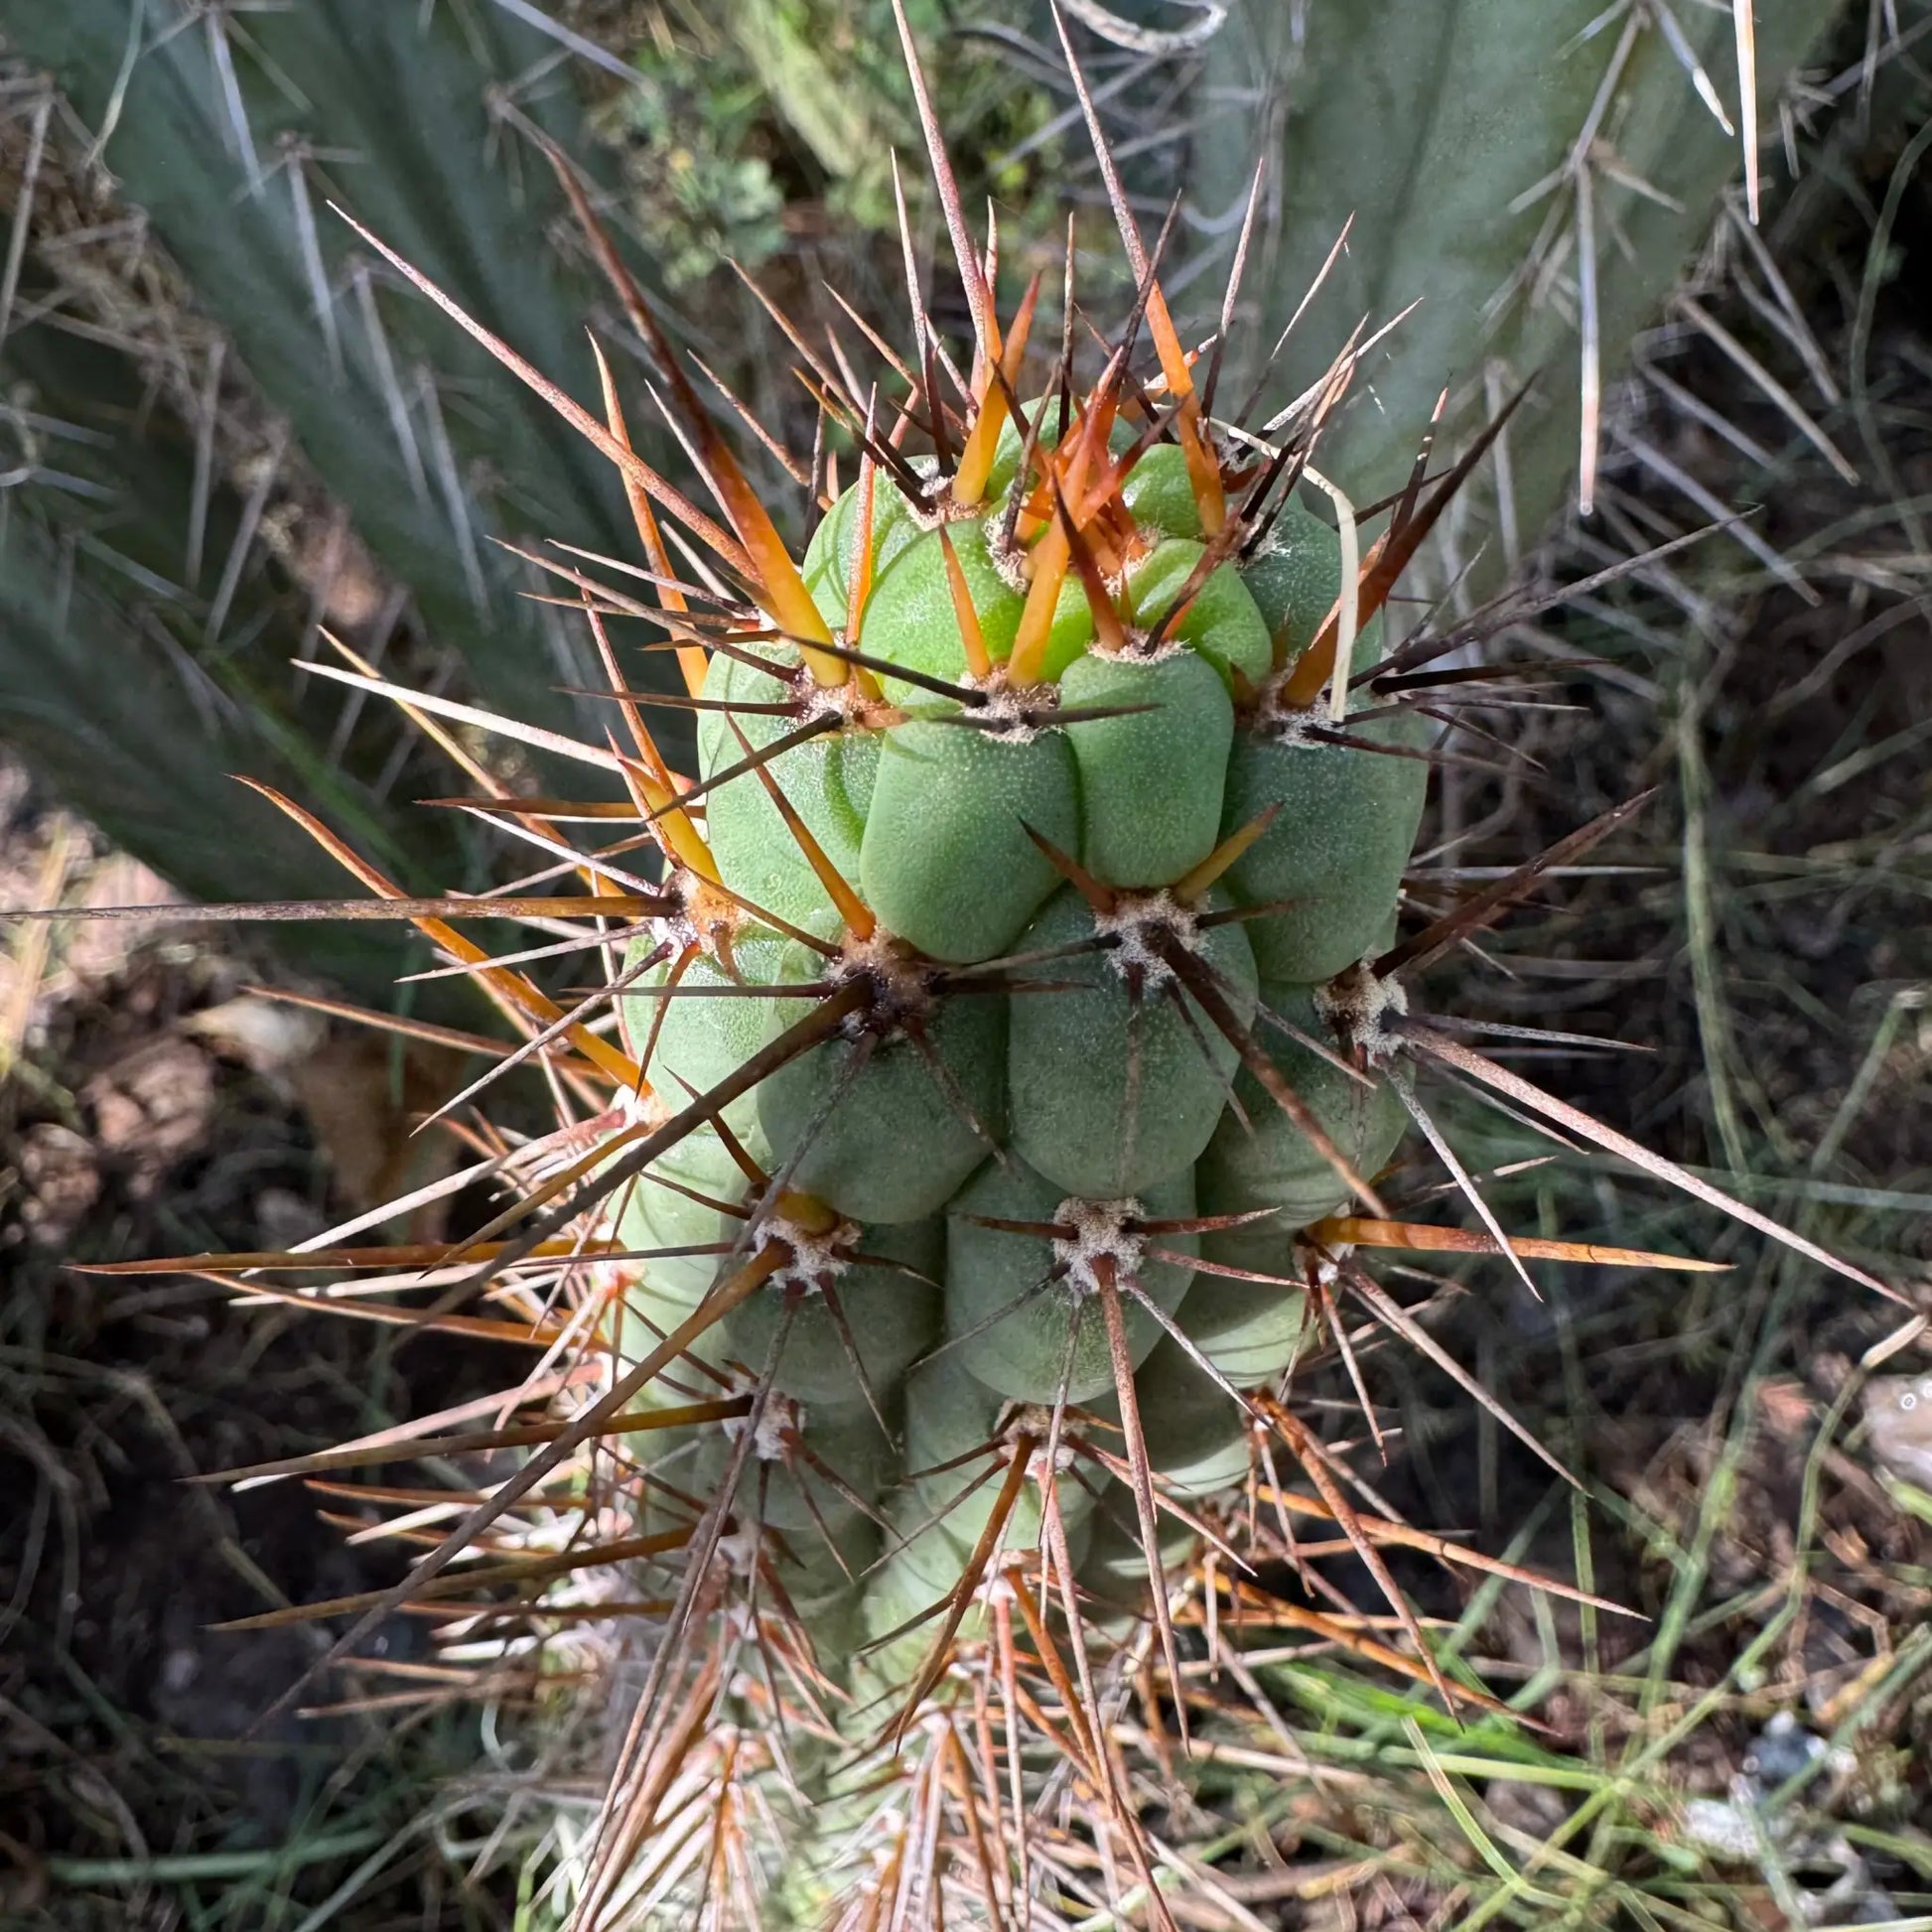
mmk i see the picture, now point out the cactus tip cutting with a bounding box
[45,8,1901,1928]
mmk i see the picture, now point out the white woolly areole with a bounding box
[957,682,1052,744]
[720,1607,764,1655]
[985,517,1035,597]
[1109,625,1189,666]
[1293,1239,1351,1288]
[1316,962,1409,1064]
[1254,700,1329,750]
[800,667,878,729]
[722,1391,802,1461]
[1049,1195,1148,1301]
[1007,1406,1082,1477]
[825,931,933,1037]
[977,1548,1033,1607]
[717,1529,762,1578]
[913,489,984,538]
[647,903,704,960]
[616,1082,670,1132]
[1091,892,1198,990]
[896,454,945,525]
[762,1212,858,1300]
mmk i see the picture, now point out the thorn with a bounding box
[1732,0,1759,224]
[1048,7,1224,534]
[722,714,877,942]
[889,0,993,365]
[536,146,848,684]
[934,525,995,683]
[1375,789,1657,982]
[1403,1023,1905,1305]
[849,424,882,647]
[1298,465,1362,721]
[1280,385,1531,711]
[886,1445,1035,1744]
[1049,476,1128,654]
[774,629,988,709]
[590,339,709,698]
[1018,822,1116,914]
[1006,516,1074,691]
[1200,152,1267,426]
[1331,1253,1583,1492]
[1151,932,1387,1216]
[1172,805,1280,904]
[643,715,841,826]
[953,274,1043,508]
[300,658,628,776]
[331,205,752,579]
[1253,1394,1455,1710]
[1312,1217,1727,1272]
[1092,1256,1188,1748]
[234,779,644,1090]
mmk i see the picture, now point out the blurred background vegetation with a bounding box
[0,2,1926,1926]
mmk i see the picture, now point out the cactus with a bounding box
[0,294,482,997]
[1190,0,1847,548]
[43,8,1900,1929]
[0,0,676,977]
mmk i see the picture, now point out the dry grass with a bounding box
[1185,42,1932,1921]
[0,760,531,1930]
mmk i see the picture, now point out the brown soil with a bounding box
[0,761,515,1929]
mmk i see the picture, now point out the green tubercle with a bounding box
[858,716,1078,964]
[756,941,1007,1223]
[900,1356,1105,1549]
[697,646,879,934]
[1126,538,1273,689]
[691,1393,895,1538]
[1120,443,1206,542]
[1238,497,1384,670]
[1195,980,1409,1235]
[1060,648,1234,890]
[942,1158,1197,1404]
[719,1216,944,1406]
[1220,710,1429,982]
[1116,1335,1257,1498]
[1006,886,1257,1199]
